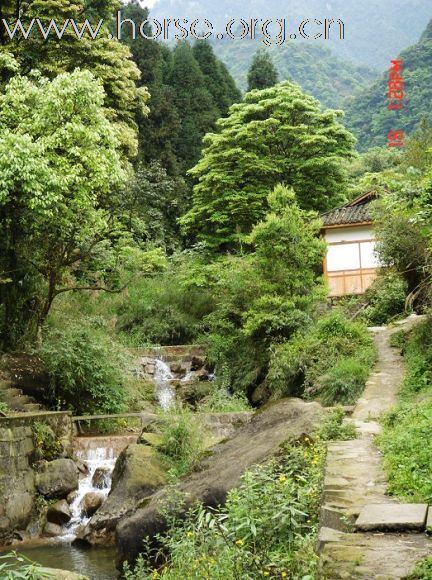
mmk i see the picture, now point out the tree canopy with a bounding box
[181,81,355,250]
[0,69,129,348]
[247,49,279,91]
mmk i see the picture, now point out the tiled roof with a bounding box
[321,192,375,227]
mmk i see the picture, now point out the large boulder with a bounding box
[36,459,78,499]
[43,522,63,537]
[81,492,104,518]
[81,444,166,545]
[92,467,111,490]
[47,499,71,525]
[116,398,324,567]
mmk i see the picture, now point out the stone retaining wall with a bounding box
[0,412,73,542]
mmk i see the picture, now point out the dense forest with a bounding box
[1,0,432,577]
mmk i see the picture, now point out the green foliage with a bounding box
[116,255,215,346]
[313,358,369,406]
[200,185,326,395]
[197,388,251,413]
[402,116,432,174]
[39,320,127,415]
[364,273,409,325]
[125,438,325,579]
[317,407,357,441]
[157,408,206,478]
[32,422,63,462]
[215,41,377,109]
[407,557,432,580]
[247,49,279,91]
[0,69,129,350]
[379,319,432,503]
[268,312,376,403]
[119,160,188,250]
[168,41,220,172]
[380,401,432,503]
[181,81,355,250]
[0,401,8,415]
[0,551,50,579]
[193,41,241,116]
[0,0,148,154]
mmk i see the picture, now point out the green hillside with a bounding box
[344,19,432,150]
[214,40,376,109]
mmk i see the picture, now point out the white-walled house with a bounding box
[321,192,380,297]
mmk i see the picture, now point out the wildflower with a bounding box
[263,572,270,577]
[281,573,287,578]
[235,539,244,546]
[187,531,193,538]
[278,475,287,483]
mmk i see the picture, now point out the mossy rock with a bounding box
[139,432,163,447]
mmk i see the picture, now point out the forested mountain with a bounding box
[120,1,241,174]
[344,19,432,150]
[214,41,376,109]
[150,0,431,69]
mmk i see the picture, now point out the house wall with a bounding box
[323,225,379,297]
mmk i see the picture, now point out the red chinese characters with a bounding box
[387,59,405,147]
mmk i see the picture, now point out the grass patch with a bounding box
[316,407,357,441]
[268,311,376,406]
[379,318,432,503]
[406,556,432,580]
[157,408,206,478]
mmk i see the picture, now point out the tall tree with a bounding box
[180,81,355,251]
[247,49,279,91]
[192,40,241,116]
[0,70,129,349]
[120,1,181,174]
[0,0,148,157]
[169,41,220,171]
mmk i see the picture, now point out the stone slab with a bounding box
[355,503,428,531]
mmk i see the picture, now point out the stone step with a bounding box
[355,503,429,532]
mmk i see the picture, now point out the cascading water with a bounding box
[63,447,116,539]
[154,359,176,410]
[62,436,137,540]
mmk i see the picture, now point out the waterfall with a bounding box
[154,359,176,410]
[62,436,137,540]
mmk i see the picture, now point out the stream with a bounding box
[10,356,203,578]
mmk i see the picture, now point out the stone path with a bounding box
[318,318,431,579]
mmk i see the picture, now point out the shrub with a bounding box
[116,256,215,346]
[157,408,206,478]
[125,438,326,579]
[268,312,376,403]
[198,387,251,413]
[364,273,409,325]
[310,358,369,406]
[317,407,357,441]
[39,321,127,415]
[32,422,63,462]
[379,402,432,503]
